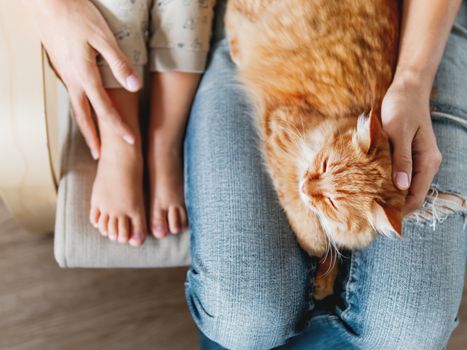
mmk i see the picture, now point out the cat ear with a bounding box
[356,109,384,153]
[371,200,403,238]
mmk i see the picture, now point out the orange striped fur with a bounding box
[226,0,406,259]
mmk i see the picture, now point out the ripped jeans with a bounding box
[184,1,467,349]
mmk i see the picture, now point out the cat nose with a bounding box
[301,179,319,197]
[301,181,308,194]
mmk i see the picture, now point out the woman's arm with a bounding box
[382,0,462,214]
[25,0,143,159]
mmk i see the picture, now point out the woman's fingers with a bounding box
[382,93,414,192]
[29,0,137,151]
[79,60,135,144]
[90,35,142,92]
[403,139,442,215]
[389,130,413,191]
[69,87,100,159]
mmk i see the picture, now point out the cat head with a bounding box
[298,110,406,249]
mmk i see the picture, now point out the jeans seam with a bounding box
[431,103,467,122]
[431,111,467,130]
[340,250,359,328]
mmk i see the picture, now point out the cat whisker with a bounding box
[285,119,306,140]
[318,246,340,278]
[276,125,304,143]
[369,221,397,239]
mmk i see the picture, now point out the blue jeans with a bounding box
[184,2,467,349]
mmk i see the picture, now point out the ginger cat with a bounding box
[225,0,406,299]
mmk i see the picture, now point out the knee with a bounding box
[185,269,308,350]
[356,305,458,349]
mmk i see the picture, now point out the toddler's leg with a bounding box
[88,0,150,245]
[147,0,215,237]
[90,90,147,246]
[147,72,200,237]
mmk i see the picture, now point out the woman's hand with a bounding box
[381,71,442,215]
[28,0,142,159]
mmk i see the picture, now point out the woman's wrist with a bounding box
[391,65,434,100]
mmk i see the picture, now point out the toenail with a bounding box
[129,238,141,247]
[109,234,116,241]
[153,226,167,237]
[132,233,143,241]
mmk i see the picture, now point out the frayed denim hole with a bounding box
[405,185,467,231]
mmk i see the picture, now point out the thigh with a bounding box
[281,4,467,349]
[282,121,467,350]
[183,38,313,350]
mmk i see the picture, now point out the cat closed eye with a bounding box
[321,159,328,173]
[327,197,337,210]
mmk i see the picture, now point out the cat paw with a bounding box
[313,275,335,300]
[312,256,339,300]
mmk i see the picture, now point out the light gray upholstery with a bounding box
[54,113,191,268]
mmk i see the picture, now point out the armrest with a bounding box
[0,1,66,233]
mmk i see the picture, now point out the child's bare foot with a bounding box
[148,140,188,238]
[89,89,147,246]
[147,72,198,238]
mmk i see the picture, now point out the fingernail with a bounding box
[395,172,410,190]
[123,134,135,145]
[91,149,99,160]
[126,74,140,91]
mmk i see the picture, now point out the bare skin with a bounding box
[89,72,199,244]
[30,0,461,224]
[30,0,461,249]
[148,72,201,238]
[89,89,147,246]
[382,0,462,214]
[26,0,142,159]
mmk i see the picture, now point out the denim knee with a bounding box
[353,304,459,350]
[185,268,311,350]
[339,216,466,350]
[183,36,312,349]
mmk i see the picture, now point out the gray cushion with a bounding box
[54,114,191,268]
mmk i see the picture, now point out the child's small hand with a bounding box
[27,0,142,159]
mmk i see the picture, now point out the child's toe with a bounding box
[90,207,100,227]
[108,216,118,241]
[151,209,169,238]
[98,213,109,236]
[129,214,146,247]
[168,206,182,234]
[118,216,130,243]
[179,206,188,231]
